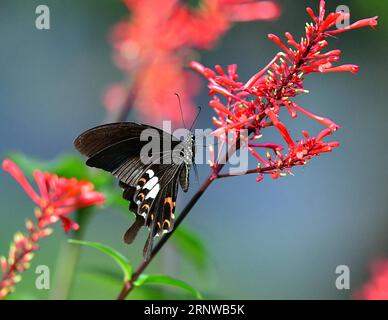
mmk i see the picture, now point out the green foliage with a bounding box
[134,274,203,300]
[68,239,132,282]
[354,0,387,33]
[102,188,130,212]
[69,239,203,299]
[8,153,207,299]
[82,269,188,299]
[172,225,209,272]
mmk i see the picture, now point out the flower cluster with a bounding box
[105,0,280,124]
[0,159,105,299]
[192,0,378,181]
[355,259,388,300]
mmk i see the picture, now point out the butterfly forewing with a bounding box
[74,122,179,157]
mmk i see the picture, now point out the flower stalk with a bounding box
[0,160,104,299]
[116,0,378,300]
[105,0,280,124]
[191,0,377,182]
[117,158,225,300]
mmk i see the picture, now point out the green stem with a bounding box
[49,209,93,300]
[117,164,223,300]
[50,82,136,300]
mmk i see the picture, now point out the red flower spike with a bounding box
[355,259,388,300]
[0,159,105,299]
[192,0,377,182]
[2,160,41,205]
[327,16,378,35]
[108,0,280,125]
[319,64,360,74]
[227,1,280,22]
[265,108,295,146]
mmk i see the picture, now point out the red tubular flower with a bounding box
[2,159,105,232]
[0,159,105,299]
[355,259,388,300]
[191,0,377,181]
[106,0,280,124]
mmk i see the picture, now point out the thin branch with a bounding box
[216,157,307,179]
[116,140,237,300]
[117,162,224,300]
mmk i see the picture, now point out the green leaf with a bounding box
[81,269,172,300]
[171,225,208,271]
[68,239,132,281]
[134,274,203,300]
[8,152,49,176]
[81,268,123,288]
[103,188,131,212]
[5,292,40,300]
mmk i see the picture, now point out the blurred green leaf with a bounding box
[81,269,176,300]
[82,268,123,288]
[5,292,39,300]
[103,188,131,212]
[171,225,208,272]
[8,152,49,176]
[134,274,203,300]
[68,239,132,281]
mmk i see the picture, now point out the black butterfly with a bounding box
[74,122,195,260]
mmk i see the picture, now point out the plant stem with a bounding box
[216,158,305,179]
[117,163,224,300]
[49,209,92,300]
[51,83,137,300]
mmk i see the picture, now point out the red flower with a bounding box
[0,159,105,299]
[106,0,280,124]
[355,259,388,300]
[191,0,377,181]
[2,159,105,232]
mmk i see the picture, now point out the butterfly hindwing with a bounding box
[122,163,182,260]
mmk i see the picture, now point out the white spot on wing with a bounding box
[143,176,158,190]
[146,183,160,200]
[146,169,154,178]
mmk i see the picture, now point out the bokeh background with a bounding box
[0,0,387,299]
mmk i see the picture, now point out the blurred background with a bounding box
[0,0,387,299]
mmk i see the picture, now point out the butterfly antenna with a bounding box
[190,106,202,131]
[174,93,187,129]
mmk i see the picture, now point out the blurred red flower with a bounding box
[2,159,105,232]
[105,0,280,124]
[355,259,388,300]
[191,0,377,181]
[0,159,105,299]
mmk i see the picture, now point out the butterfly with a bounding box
[74,122,195,260]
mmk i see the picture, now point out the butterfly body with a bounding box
[74,122,194,260]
